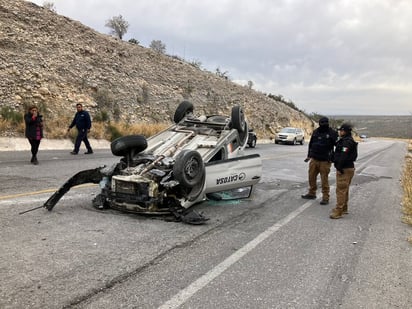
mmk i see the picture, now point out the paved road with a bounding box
[1,139,411,308]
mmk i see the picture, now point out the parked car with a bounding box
[41,101,262,224]
[275,127,305,145]
[247,129,257,148]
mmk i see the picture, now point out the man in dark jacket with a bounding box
[330,123,357,219]
[302,117,338,204]
[67,103,93,155]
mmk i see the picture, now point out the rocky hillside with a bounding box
[0,0,314,138]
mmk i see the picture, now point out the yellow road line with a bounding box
[0,184,98,200]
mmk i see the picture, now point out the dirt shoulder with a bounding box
[0,137,110,152]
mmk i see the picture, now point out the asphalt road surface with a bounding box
[1,139,411,308]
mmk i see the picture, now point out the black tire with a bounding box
[249,137,256,148]
[111,135,148,157]
[173,149,205,188]
[231,105,246,133]
[174,101,194,123]
[300,138,305,145]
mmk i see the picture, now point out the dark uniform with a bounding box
[68,103,93,154]
[330,123,358,219]
[302,117,338,204]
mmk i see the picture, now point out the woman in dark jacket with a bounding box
[330,123,358,219]
[24,105,43,165]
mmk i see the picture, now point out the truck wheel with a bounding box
[111,135,147,157]
[173,149,205,188]
[231,105,246,133]
[174,101,194,123]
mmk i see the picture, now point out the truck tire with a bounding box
[231,105,246,133]
[111,135,148,157]
[173,149,205,188]
[174,101,194,123]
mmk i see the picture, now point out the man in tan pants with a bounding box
[302,117,338,204]
[330,123,358,219]
[306,159,332,202]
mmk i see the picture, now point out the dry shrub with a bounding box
[0,119,25,135]
[402,141,412,243]
[88,121,107,139]
[42,116,72,139]
[0,116,171,141]
[107,122,169,139]
[58,120,170,141]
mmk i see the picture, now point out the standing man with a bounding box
[301,117,338,205]
[24,105,43,165]
[330,123,357,219]
[67,103,93,155]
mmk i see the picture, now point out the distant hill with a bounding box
[333,115,412,139]
[0,0,314,138]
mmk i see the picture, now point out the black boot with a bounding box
[32,156,39,165]
[30,155,35,163]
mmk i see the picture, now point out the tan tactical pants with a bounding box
[335,168,355,211]
[308,159,331,200]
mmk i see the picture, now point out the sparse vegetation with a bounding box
[183,80,194,98]
[105,122,168,141]
[94,89,114,108]
[42,1,56,12]
[128,38,139,45]
[267,93,304,113]
[105,15,129,40]
[149,40,166,54]
[215,67,229,80]
[0,107,23,125]
[310,112,345,130]
[402,141,412,243]
[93,110,110,122]
[189,60,202,69]
[141,84,149,104]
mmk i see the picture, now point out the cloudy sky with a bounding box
[30,0,412,115]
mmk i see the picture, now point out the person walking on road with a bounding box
[330,123,358,219]
[67,103,93,155]
[301,117,338,205]
[24,105,44,165]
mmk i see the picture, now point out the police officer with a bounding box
[330,123,358,219]
[67,103,93,155]
[302,117,338,205]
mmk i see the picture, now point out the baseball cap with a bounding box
[337,123,352,132]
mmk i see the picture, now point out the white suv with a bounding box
[275,127,305,145]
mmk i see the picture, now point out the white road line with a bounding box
[158,201,313,309]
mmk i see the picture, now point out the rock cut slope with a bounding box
[0,0,314,137]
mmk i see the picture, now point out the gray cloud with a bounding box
[30,0,412,114]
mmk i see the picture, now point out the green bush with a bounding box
[1,107,23,125]
[94,110,110,122]
[108,124,122,141]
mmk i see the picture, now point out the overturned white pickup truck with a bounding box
[42,101,262,224]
